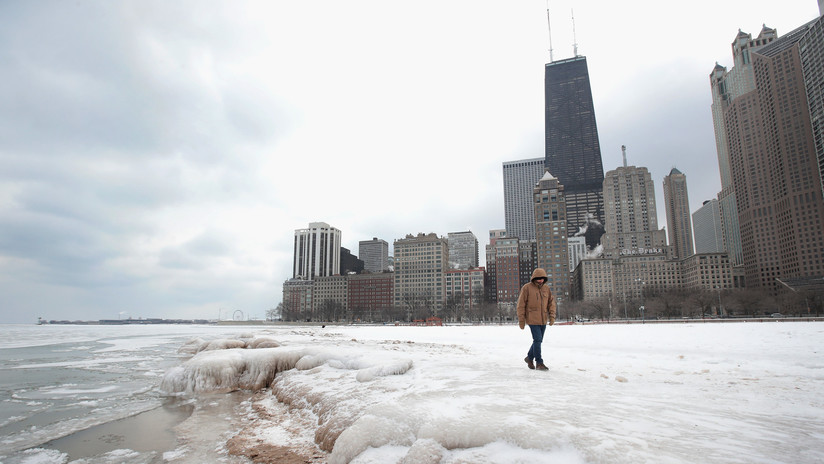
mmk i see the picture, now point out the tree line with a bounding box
[563,287,824,321]
[268,286,823,323]
[271,289,517,324]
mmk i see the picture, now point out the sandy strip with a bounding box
[40,402,193,461]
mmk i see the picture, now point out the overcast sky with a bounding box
[1,1,820,323]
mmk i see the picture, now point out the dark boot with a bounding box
[524,357,535,369]
[536,363,548,371]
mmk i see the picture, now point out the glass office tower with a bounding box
[544,56,605,250]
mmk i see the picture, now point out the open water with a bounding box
[0,324,252,463]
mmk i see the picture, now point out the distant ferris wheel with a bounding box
[232,310,244,321]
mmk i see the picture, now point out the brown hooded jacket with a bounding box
[516,268,557,327]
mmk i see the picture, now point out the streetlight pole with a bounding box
[622,285,628,320]
[635,278,645,323]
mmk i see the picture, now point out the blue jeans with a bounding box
[527,324,547,364]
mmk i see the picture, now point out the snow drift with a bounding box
[157,324,824,464]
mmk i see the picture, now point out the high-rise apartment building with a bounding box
[484,229,507,303]
[494,237,521,306]
[445,268,485,318]
[567,236,587,272]
[447,231,479,270]
[358,237,389,273]
[502,158,545,240]
[293,222,341,280]
[601,162,667,257]
[282,278,314,319]
[313,275,348,316]
[663,168,694,260]
[710,26,778,267]
[723,15,824,290]
[348,272,393,322]
[693,199,724,254]
[545,56,605,249]
[533,170,570,304]
[519,240,538,286]
[393,233,448,316]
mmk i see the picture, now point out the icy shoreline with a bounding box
[4,323,823,463]
[154,323,824,463]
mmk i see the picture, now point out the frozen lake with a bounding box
[2,321,823,463]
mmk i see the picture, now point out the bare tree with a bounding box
[726,288,772,317]
[265,303,282,321]
[646,290,687,319]
[444,292,463,323]
[688,290,717,318]
[580,297,611,321]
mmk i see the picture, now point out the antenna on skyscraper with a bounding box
[571,9,579,57]
[546,0,554,62]
[622,145,628,168]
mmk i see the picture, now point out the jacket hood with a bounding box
[530,268,548,281]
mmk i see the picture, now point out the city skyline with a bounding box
[1,1,821,323]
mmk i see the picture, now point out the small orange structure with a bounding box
[410,317,443,326]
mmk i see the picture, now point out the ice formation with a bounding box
[160,336,412,396]
[160,347,306,394]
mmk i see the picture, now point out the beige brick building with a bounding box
[393,233,448,316]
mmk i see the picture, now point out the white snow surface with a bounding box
[160,322,824,463]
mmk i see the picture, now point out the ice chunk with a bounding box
[197,339,247,352]
[177,338,206,355]
[247,337,280,349]
[355,360,413,382]
[400,438,446,464]
[159,348,306,394]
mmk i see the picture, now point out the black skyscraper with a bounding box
[544,56,605,249]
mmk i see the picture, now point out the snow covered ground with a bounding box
[160,322,824,463]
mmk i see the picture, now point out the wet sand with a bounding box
[38,393,327,463]
[41,402,193,461]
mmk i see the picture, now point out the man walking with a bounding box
[517,268,556,371]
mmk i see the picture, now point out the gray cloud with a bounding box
[0,1,292,322]
[1,0,816,323]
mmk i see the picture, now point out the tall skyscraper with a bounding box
[339,247,364,275]
[358,237,389,273]
[663,168,694,260]
[710,26,778,267]
[801,8,824,199]
[722,15,824,289]
[693,199,724,254]
[533,170,570,304]
[602,163,667,257]
[544,56,605,249]
[293,222,341,279]
[502,158,545,240]
[447,231,479,269]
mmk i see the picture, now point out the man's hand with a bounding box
[549,316,555,326]
[519,320,525,330]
